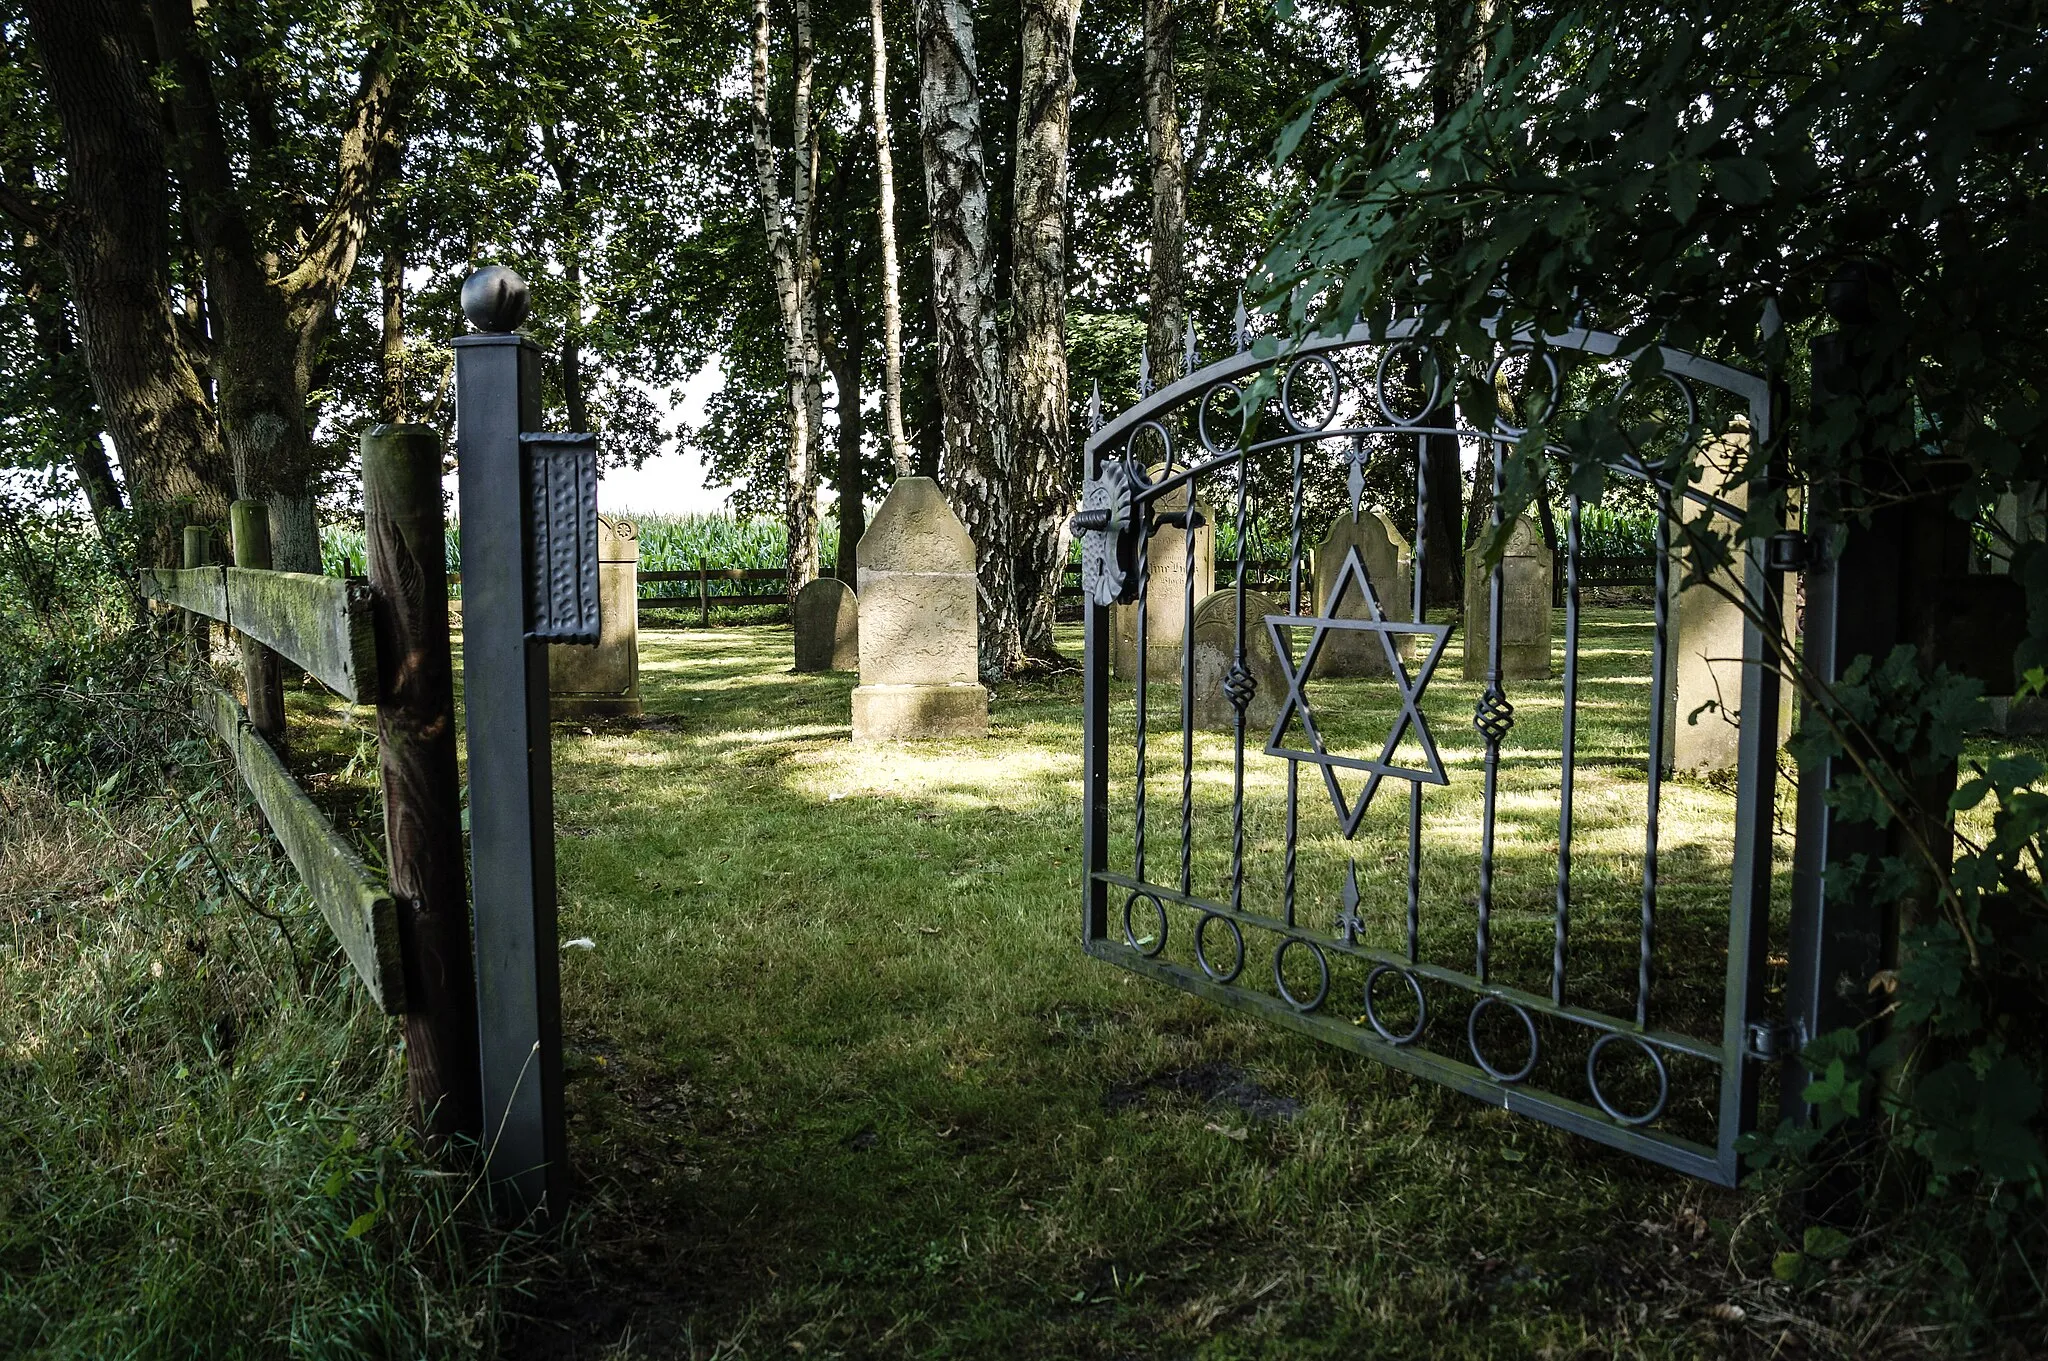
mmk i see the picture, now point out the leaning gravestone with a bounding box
[1189,589,1286,732]
[1113,470,1214,678]
[1312,511,1415,673]
[1462,515,1554,681]
[793,577,858,671]
[549,515,642,717]
[852,477,988,740]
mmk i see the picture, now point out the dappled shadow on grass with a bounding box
[513,623,1809,1358]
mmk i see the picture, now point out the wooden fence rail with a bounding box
[140,565,379,703]
[146,428,477,1143]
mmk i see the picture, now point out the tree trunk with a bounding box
[17,0,230,560]
[916,0,1019,679]
[1143,0,1188,386]
[379,236,407,424]
[825,292,867,585]
[869,0,912,478]
[1009,0,1081,664]
[150,0,403,574]
[10,222,127,532]
[751,0,822,603]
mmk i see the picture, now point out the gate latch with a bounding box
[1072,460,1149,607]
[1765,530,1812,574]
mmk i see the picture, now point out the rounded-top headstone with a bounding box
[461,265,531,333]
[793,577,859,672]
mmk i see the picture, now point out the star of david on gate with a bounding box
[1264,543,1452,839]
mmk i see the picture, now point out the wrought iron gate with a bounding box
[1074,320,1790,1184]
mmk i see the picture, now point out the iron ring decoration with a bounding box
[1372,339,1445,427]
[1363,964,1428,1046]
[1280,352,1343,435]
[1488,345,1563,438]
[1196,380,1245,456]
[1128,418,1180,486]
[1195,912,1246,983]
[1466,996,1540,1084]
[1122,890,1168,958]
[1614,370,1702,470]
[1585,1031,1671,1127]
[1273,938,1331,1013]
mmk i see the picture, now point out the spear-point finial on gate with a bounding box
[1337,858,1364,945]
[1233,293,1249,354]
[1182,323,1197,377]
[1088,379,1102,433]
[460,264,531,334]
[1138,345,1152,397]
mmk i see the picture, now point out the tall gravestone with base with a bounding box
[1313,512,1415,672]
[852,477,988,740]
[793,578,858,671]
[1462,515,1554,680]
[549,515,642,718]
[1113,471,1213,678]
[1662,421,1799,772]
[1189,589,1286,732]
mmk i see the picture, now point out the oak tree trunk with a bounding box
[1009,0,1082,663]
[916,0,1019,678]
[1143,0,1188,386]
[17,0,230,560]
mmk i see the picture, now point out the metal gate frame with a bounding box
[1076,318,1792,1185]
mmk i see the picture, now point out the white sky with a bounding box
[595,360,731,518]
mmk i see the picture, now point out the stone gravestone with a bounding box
[1663,421,1798,772]
[549,514,642,717]
[1312,512,1415,673]
[793,577,858,671]
[852,477,988,740]
[1113,470,1214,679]
[1189,589,1286,733]
[1462,515,1554,681]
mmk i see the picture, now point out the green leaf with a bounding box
[1667,160,1702,223]
[1802,1226,1851,1260]
[343,1209,379,1239]
[1710,155,1771,204]
[1772,1251,1805,1283]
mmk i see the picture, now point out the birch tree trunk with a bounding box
[869,0,912,477]
[1143,0,1188,386]
[751,0,821,601]
[916,0,1019,678]
[379,237,406,424]
[1009,0,1081,663]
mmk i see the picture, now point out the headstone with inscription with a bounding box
[1312,512,1415,673]
[1189,589,1287,732]
[1462,515,1554,681]
[793,577,859,672]
[852,477,988,740]
[1113,470,1214,679]
[549,515,642,717]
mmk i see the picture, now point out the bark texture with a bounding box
[17,0,230,557]
[1143,0,1188,386]
[149,0,405,572]
[751,0,823,602]
[869,0,912,477]
[916,0,1018,678]
[1008,0,1082,662]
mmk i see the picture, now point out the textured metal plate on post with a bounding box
[521,432,600,644]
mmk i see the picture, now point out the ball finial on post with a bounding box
[460,265,530,333]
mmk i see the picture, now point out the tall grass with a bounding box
[320,513,840,582]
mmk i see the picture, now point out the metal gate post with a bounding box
[451,267,568,1217]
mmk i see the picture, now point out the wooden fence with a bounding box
[139,426,479,1145]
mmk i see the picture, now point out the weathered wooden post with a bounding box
[363,424,483,1148]
[230,499,287,749]
[182,524,217,657]
[452,265,597,1218]
[698,555,710,628]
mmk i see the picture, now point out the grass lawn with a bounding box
[508,615,1813,1358]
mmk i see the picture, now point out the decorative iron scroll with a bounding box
[1077,317,1786,1187]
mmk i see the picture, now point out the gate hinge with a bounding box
[1765,530,1812,574]
[1745,1019,1801,1063]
